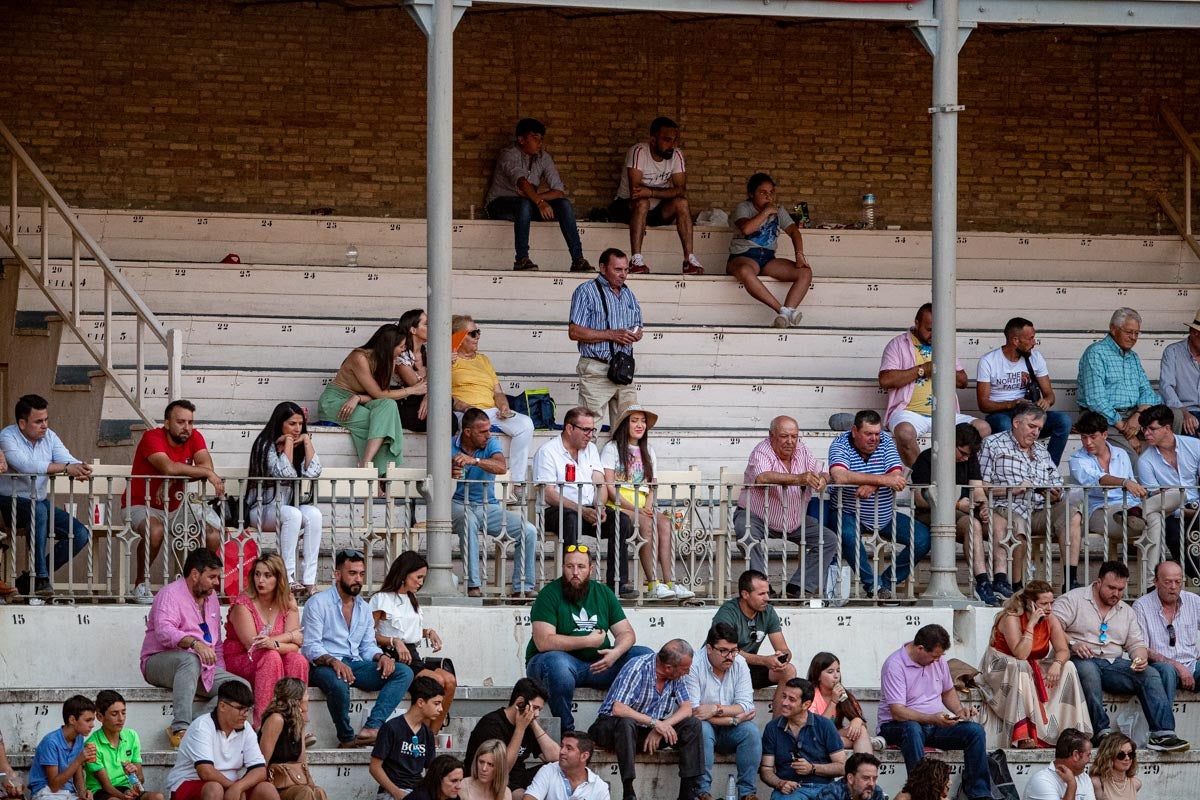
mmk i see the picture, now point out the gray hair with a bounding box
[659,639,694,666]
[1110,307,1141,328]
[1012,401,1047,424]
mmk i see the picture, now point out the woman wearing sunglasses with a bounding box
[1090,732,1141,799]
[977,580,1090,748]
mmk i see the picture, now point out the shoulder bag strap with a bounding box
[594,277,615,359]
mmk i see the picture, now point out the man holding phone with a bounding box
[464,678,560,800]
[712,569,798,719]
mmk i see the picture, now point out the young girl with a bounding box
[600,405,694,600]
[370,551,458,733]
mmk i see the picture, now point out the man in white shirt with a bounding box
[524,732,610,800]
[1022,727,1094,800]
[165,681,276,800]
[1136,404,1200,570]
[684,622,759,800]
[608,117,704,276]
[977,317,1073,465]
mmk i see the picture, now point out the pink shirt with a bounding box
[877,643,953,728]
[879,328,963,425]
[738,437,819,532]
[140,577,225,690]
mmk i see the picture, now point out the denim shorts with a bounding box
[728,247,776,271]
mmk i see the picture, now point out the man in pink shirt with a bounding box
[877,624,989,800]
[734,416,838,598]
[140,548,248,749]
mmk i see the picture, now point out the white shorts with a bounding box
[887,409,978,437]
[125,501,222,534]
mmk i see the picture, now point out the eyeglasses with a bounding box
[1115,750,1134,760]
[199,622,213,644]
[221,700,251,715]
[1167,622,1176,648]
[467,330,482,338]
[1099,622,1109,645]
[569,423,596,436]
[566,544,590,554]
[712,645,739,657]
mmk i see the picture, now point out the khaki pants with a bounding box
[576,357,637,426]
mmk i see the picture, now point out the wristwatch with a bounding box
[916,365,926,378]
[714,707,725,718]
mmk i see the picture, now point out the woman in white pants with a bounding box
[248,401,323,598]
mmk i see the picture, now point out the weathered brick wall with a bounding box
[0,1,1196,233]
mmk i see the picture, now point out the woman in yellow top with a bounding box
[450,315,534,500]
[318,324,418,475]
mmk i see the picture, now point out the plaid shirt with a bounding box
[597,652,688,724]
[1076,335,1159,424]
[980,430,1062,515]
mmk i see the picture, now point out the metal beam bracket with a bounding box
[405,0,470,37]
[909,19,976,56]
[928,104,966,114]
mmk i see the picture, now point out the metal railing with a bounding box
[2,472,1195,605]
[0,119,182,426]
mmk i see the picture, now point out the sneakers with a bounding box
[133,581,155,605]
[513,257,539,271]
[974,580,999,606]
[649,581,676,600]
[773,308,792,328]
[1147,733,1190,752]
[570,257,594,273]
[992,579,1014,599]
[619,584,640,600]
[628,254,651,274]
[682,254,705,275]
[672,582,696,600]
[788,307,804,326]
[870,736,887,752]
[876,588,895,601]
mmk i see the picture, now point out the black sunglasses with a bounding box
[1167,622,1176,648]
[467,330,481,338]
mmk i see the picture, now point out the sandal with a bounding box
[1015,738,1038,749]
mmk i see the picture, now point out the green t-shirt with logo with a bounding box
[84,727,141,793]
[525,578,626,663]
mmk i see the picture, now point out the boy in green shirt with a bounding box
[85,691,163,800]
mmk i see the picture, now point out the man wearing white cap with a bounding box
[1158,308,1200,436]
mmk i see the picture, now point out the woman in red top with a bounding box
[978,580,1090,747]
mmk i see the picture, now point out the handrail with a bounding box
[1158,106,1198,261]
[0,119,182,427]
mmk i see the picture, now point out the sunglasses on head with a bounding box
[566,544,590,554]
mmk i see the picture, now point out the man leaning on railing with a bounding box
[0,393,91,601]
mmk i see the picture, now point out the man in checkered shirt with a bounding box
[980,402,1083,594]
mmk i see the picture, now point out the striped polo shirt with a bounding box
[827,431,904,530]
[568,276,642,361]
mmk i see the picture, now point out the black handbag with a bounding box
[1022,353,1043,404]
[593,278,635,385]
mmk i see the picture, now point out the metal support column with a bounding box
[923,0,969,602]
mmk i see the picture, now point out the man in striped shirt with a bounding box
[568,249,643,426]
[822,410,930,600]
[1133,560,1200,702]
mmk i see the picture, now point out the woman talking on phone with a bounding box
[977,580,1090,748]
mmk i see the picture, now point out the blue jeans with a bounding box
[0,496,89,579]
[771,785,824,800]
[486,196,583,261]
[1074,656,1177,736]
[526,645,654,732]
[452,500,538,591]
[987,409,1072,466]
[1151,660,1200,704]
[309,658,414,744]
[879,720,989,800]
[823,502,930,592]
[700,720,761,796]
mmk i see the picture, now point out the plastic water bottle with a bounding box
[345,244,359,267]
[725,774,737,800]
[862,193,876,229]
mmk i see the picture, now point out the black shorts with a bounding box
[608,198,671,227]
[749,663,777,690]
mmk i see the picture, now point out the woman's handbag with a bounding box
[269,762,327,800]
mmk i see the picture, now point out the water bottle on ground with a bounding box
[862,193,876,229]
[725,774,737,800]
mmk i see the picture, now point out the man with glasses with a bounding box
[140,547,249,749]
[568,248,643,427]
[1133,560,1200,704]
[166,681,275,800]
[684,622,759,800]
[1136,404,1200,569]
[1052,560,1188,751]
[302,549,410,748]
[525,544,651,733]
[451,314,536,499]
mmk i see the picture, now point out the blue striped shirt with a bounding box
[827,431,904,529]
[1076,335,1159,424]
[569,276,642,360]
[597,652,688,722]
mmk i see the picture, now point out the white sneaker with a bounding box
[672,583,696,600]
[788,307,804,326]
[871,736,887,752]
[650,581,676,600]
[773,307,793,328]
[133,581,154,605]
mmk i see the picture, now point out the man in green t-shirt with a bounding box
[711,569,797,717]
[526,545,653,731]
[85,691,164,800]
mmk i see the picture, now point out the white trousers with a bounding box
[249,503,323,586]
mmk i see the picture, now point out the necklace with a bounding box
[1107,773,1129,794]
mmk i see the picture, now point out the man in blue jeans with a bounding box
[485,117,592,273]
[877,625,989,800]
[0,394,91,600]
[525,546,652,732]
[823,410,930,600]
[302,549,413,747]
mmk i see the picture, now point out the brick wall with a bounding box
[0,1,1196,234]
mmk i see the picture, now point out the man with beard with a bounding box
[976,317,1073,466]
[302,549,411,748]
[122,399,225,605]
[815,753,886,800]
[608,117,704,276]
[525,546,652,733]
[879,303,988,467]
[140,547,249,749]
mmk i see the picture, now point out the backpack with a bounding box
[506,389,557,429]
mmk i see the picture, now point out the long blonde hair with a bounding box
[470,738,509,800]
[249,552,296,612]
[1092,731,1137,783]
[262,677,306,742]
[992,579,1054,630]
